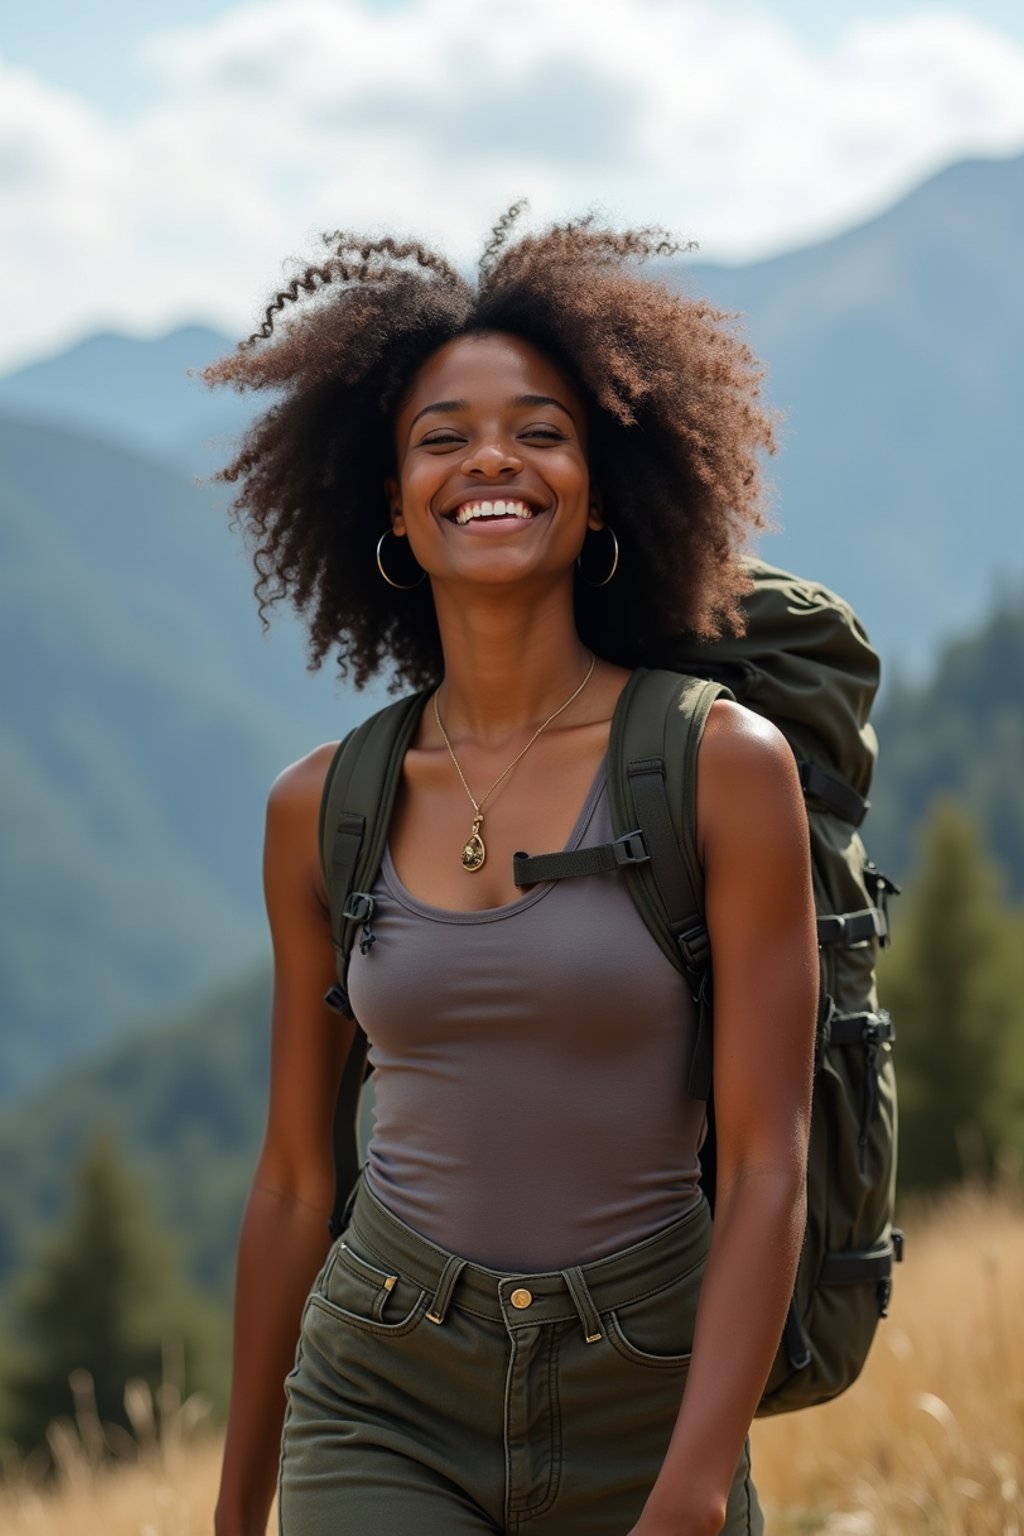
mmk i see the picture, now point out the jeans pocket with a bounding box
[605,1259,704,1369]
[308,1231,429,1338]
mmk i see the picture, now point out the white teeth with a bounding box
[453,499,535,525]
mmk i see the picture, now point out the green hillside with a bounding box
[0,416,373,1099]
[0,970,272,1306]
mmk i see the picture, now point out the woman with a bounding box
[207,211,818,1536]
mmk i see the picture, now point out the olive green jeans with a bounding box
[279,1178,762,1534]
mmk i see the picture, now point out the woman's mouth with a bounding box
[447,498,541,526]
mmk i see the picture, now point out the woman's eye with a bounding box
[521,426,566,441]
[419,431,463,446]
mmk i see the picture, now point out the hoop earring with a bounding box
[576,524,619,587]
[376,530,426,590]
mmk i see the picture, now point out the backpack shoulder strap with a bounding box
[318,688,431,1003]
[513,667,731,1097]
[318,687,430,1235]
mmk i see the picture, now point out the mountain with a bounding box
[680,152,1024,671]
[0,325,250,471]
[0,416,378,1099]
[2,151,1022,672]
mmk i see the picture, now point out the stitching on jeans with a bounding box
[508,1324,564,1519]
[306,1290,429,1338]
[276,1296,311,1532]
[527,1324,565,1518]
[502,1325,516,1533]
[603,1310,694,1371]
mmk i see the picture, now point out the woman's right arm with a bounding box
[215,744,355,1536]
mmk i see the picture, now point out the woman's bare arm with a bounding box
[633,700,818,1536]
[215,744,355,1536]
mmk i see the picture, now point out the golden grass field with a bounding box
[2,1184,1021,1535]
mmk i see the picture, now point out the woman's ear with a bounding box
[587,489,604,533]
[383,475,407,537]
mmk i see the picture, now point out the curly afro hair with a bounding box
[202,206,776,691]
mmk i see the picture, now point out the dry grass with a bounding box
[1,1185,1021,1534]
[751,1184,1024,1533]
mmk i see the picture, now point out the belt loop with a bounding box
[562,1265,604,1344]
[426,1254,467,1325]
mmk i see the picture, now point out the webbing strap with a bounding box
[817,907,888,947]
[512,831,649,887]
[819,1245,894,1286]
[797,760,869,827]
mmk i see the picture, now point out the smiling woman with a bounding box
[203,210,817,1536]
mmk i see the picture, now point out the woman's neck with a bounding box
[431,584,594,742]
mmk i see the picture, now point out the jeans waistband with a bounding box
[347,1174,711,1332]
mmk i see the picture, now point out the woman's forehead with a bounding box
[399,331,583,417]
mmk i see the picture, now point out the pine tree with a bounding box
[2,1131,211,1457]
[880,798,1023,1189]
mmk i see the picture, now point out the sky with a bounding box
[2,0,1024,373]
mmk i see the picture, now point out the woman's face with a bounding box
[387,330,602,590]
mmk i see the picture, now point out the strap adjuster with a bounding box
[342,891,375,924]
[323,983,353,1018]
[612,829,649,867]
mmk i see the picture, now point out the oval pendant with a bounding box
[462,833,486,872]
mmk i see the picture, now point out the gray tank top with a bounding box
[346,759,706,1270]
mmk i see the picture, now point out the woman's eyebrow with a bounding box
[514,394,575,421]
[407,393,576,432]
[408,399,469,429]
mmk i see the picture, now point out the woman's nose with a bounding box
[461,439,523,477]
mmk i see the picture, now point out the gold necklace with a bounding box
[433,652,597,872]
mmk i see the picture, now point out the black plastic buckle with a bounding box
[677,921,710,980]
[864,864,901,949]
[342,892,377,955]
[893,1227,905,1262]
[323,983,353,1017]
[612,829,650,867]
[343,892,375,924]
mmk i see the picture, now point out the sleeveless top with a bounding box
[346,758,706,1270]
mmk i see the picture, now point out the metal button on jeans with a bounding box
[510,1287,533,1310]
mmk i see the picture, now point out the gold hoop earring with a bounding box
[376,529,426,590]
[576,525,619,587]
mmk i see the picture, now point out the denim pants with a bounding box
[279,1177,762,1534]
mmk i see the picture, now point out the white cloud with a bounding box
[1,1,1023,370]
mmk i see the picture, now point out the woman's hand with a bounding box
[626,1494,726,1536]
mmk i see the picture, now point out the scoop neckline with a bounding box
[381,756,608,925]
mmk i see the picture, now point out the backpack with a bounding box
[318,557,902,1416]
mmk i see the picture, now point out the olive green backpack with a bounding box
[319,557,902,1415]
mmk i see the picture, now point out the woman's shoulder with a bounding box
[699,696,793,778]
[267,740,344,824]
[695,698,803,852]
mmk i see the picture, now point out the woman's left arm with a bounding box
[632,699,819,1536]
